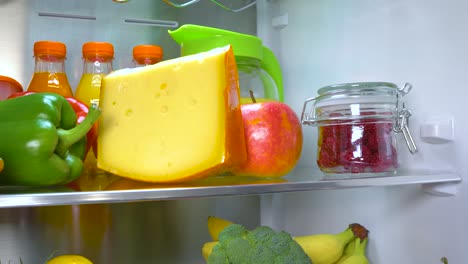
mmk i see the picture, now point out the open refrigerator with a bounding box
[0,0,465,263]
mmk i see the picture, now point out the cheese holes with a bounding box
[125,108,133,117]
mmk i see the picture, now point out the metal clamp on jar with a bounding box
[301,82,417,178]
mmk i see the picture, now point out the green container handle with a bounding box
[262,47,283,102]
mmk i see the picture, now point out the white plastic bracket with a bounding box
[422,181,460,197]
[420,116,454,144]
[272,13,288,29]
[260,194,286,231]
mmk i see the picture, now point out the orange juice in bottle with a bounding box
[27,41,73,97]
[132,44,163,67]
[74,42,116,191]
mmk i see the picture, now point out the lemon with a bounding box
[47,255,93,264]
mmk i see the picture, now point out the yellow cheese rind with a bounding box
[97,45,246,183]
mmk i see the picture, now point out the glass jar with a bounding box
[301,82,417,177]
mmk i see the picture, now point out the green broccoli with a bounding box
[207,224,311,264]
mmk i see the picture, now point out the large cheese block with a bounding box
[97,45,247,183]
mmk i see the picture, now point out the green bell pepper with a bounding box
[0,93,101,186]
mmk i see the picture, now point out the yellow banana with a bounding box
[205,216,369,264]
[344,238,356,255]
[294,226,357,264]
[202,241,217,260]
[335,237,356,263]
[207,215,234,241]
[335,238,369,264]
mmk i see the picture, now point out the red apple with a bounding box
[234,101,303,178]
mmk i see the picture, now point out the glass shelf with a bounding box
[0,168,460,208]
[163,0,256,12]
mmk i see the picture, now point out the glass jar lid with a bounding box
[313,82,410,109]
[318,82,400,95]
[302,82,412,124]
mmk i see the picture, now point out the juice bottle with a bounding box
[75,41,114,106]
[132,44,163,67]
[74,42,115,191]
[27,41,73,97]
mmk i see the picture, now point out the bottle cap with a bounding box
[83,42,114,60]
[133,45,163,64]
[34,41,67,58]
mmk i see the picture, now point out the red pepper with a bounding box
[8,91,98,157]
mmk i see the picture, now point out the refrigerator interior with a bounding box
[0,0,466,263]
[262,0,466,263]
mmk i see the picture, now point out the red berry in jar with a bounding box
[317,120,398,174]
[302,82,415,177]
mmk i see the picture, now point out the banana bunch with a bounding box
[335,237,369,264]
[204,216,371,264]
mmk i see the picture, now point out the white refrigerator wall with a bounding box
[261,0,467,263]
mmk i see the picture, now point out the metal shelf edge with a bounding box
[0,170,460,208]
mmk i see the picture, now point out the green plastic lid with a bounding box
[168,24,284,102]
[168,24,263,60]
